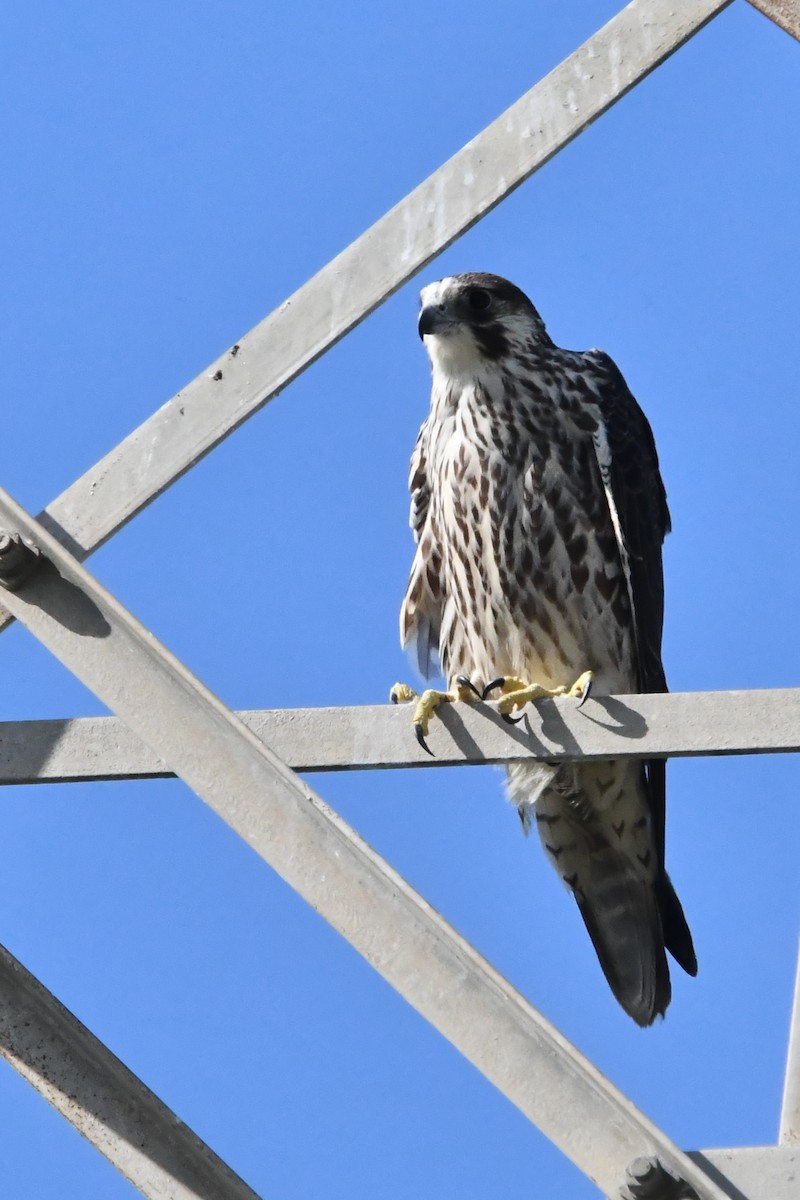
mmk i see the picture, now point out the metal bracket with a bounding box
[0,531,41,592]
[623,1157,702,1199]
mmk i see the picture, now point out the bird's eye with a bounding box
[466,288,492,311]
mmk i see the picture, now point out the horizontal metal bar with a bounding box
[0,943,262,1200]
[688,1146,800,1200]
[0,0,730,635]
[0,687,798,786]
[779,942,800,1145]
[0,491,738,1200]
[746,0,800,42]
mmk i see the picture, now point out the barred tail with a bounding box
[572,852,671,1026]
[508,762,694,1026]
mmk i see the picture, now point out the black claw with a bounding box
[455,674,481,699]
[502,711,524,725]
[577,679,593,709]
[481,677,506,701]
[415,723,436,756]
[390,691,398,704]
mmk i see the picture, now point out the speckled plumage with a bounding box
[400,273,696,1025]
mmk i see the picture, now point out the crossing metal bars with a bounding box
[3,1,799,1198]
[0,476,741,1200]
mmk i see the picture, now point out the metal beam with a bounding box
[0,688,798,786]
[0,0,731,635]
[689,1146,800,1199]
[747,0,800,42]
[0,943,262,1200]
[0,488,740,1200]
[780,942,800,1145]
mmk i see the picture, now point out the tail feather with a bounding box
[573,852,671,1027]
[659,872,698,977]
[507,761,695,1024]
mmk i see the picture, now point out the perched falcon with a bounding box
[394,272,696,1025]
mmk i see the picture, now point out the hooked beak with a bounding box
[418,305,449,339]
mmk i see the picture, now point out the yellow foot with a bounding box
[390,675,480,756]
[482,670,593,723]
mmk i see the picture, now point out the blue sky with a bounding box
[1,1,799,1196]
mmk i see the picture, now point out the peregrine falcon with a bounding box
[392,272,696,1025]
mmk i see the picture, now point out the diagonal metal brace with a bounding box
[0,943,263,1200]
[746,0,800,43]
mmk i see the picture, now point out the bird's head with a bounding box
[417,273,550,378]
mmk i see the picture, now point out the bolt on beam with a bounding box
[622,1156,700,1199]
[0,532,40,592]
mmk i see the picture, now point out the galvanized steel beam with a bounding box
[0,0,731,635]
[780,943,800,1145]
[0,688,798,786]
[0,487,740,1200]
[0,943,262,1200]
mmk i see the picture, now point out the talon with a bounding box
[394,676,479,754]
[455,675,481,699]
[502,712,524,725]
[482,677,506,700]
[568,670,594,708]
[415,723,435,756]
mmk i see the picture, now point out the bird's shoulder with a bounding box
[553,346,670,536]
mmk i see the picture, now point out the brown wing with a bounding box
[399,421,443,678]
[584,350,696,977]
[583,349,670,694]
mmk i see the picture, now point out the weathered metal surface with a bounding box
[747,0,800,42]
[0,486,738,1199]
[0,0,731,634]
[688,1146,800,1199]
[780,944,800,1145]
[0,688,797,786]
[0,943,262,1200]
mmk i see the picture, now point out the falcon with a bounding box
[391,272,696,1025]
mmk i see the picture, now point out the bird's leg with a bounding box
[482,670,593,724]
[390,675,481,756]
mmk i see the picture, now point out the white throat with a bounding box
[424,328,490,385]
